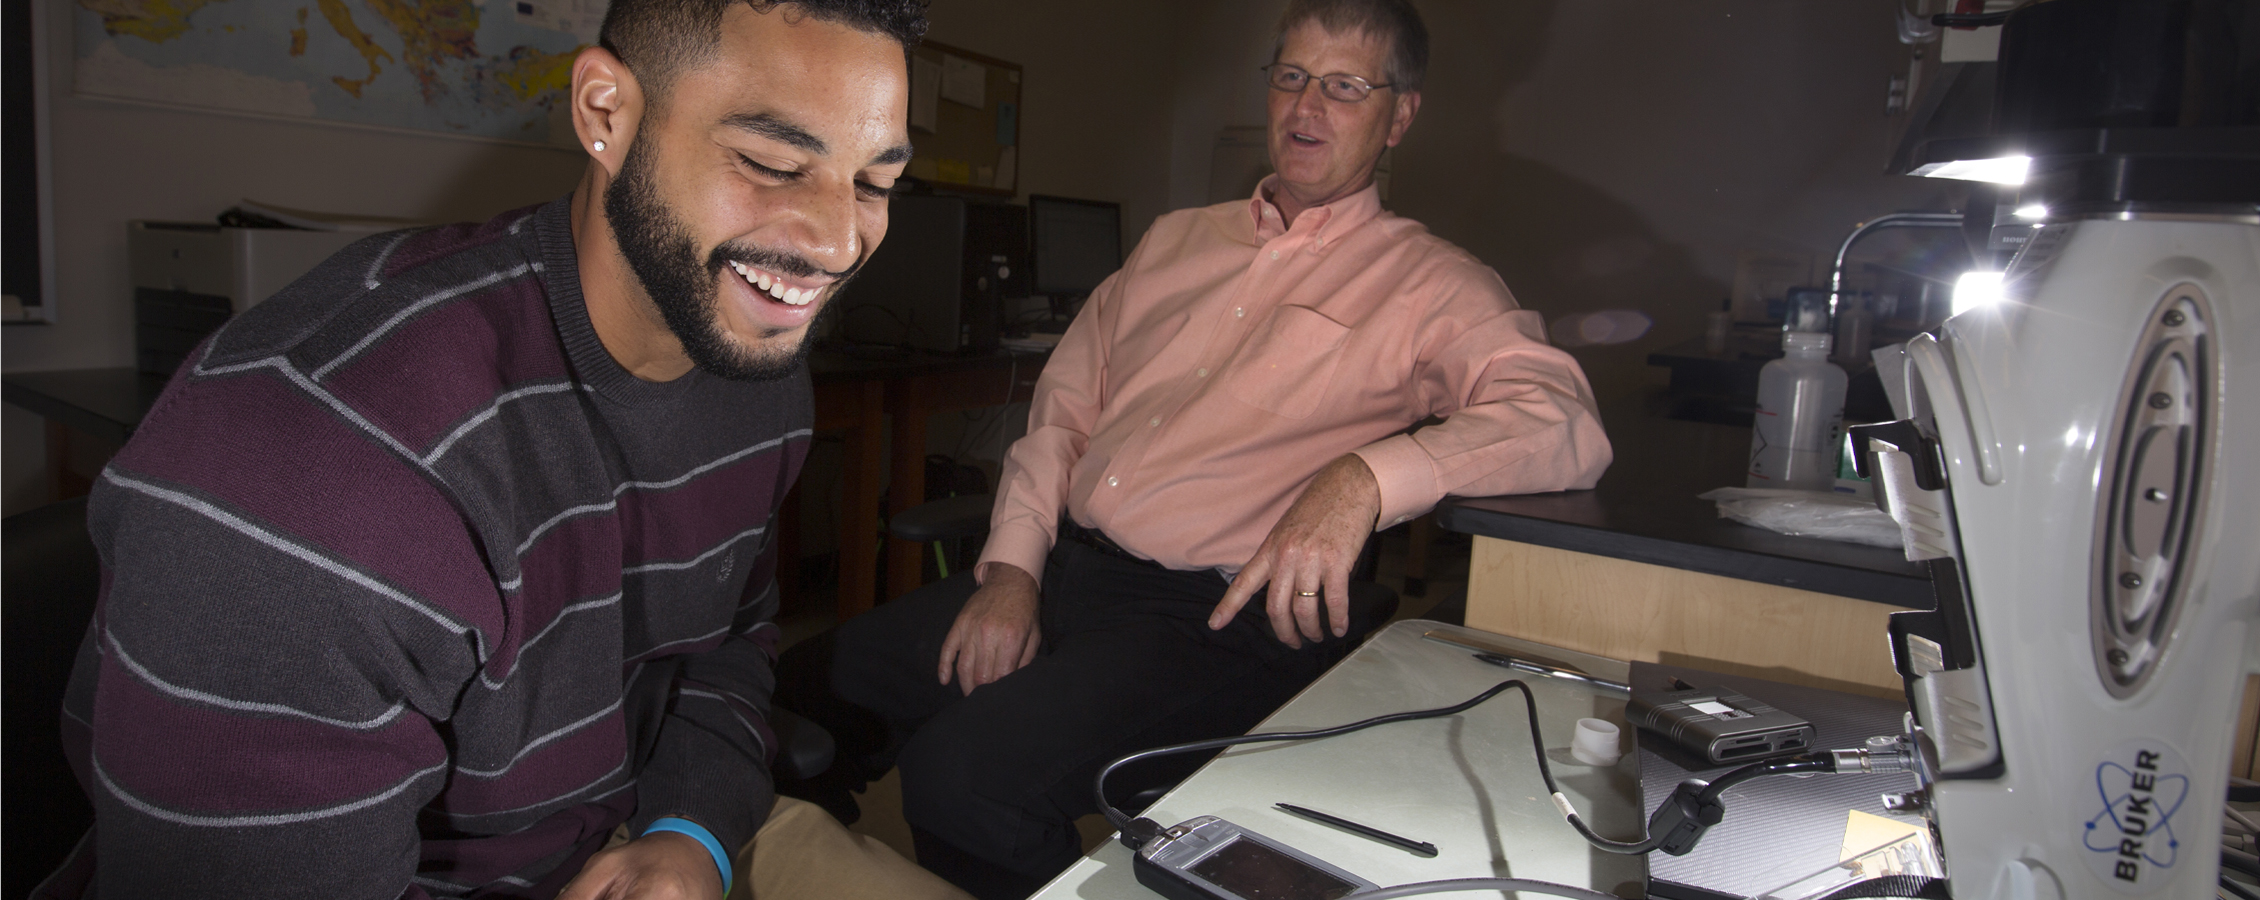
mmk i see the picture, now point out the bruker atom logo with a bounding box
[2080,739,2190,891]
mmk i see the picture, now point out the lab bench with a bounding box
[1436,407,1932,698]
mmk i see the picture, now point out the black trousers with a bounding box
[774,536,1357,900]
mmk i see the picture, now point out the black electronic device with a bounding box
[834,196,1029,353]
[1627,682,1815,766]
[1027,194,1122,317]
[963,200,1029,301]
[835,194,965,351]
[960,201,1026,353]
[1132,815,1377,900]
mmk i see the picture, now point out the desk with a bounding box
[5,350,1046,623]
[1436,408,1928,696]
[1031,620,1647,900]
[803,347,1043,618]
[2,368,169,497]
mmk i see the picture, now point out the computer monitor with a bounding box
[1027,195,1122,304]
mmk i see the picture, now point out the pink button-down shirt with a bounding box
[978,178,1612,582]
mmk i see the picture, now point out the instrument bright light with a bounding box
[1951,271,2005,317]
[1910,155,2031,186]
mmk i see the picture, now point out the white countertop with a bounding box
[1032,619,1647,900]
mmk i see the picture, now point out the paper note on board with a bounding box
[942,54,985,107]
[910,56,940,132]
[995,102,1017,146]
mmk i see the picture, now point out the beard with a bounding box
[601,138,844,382]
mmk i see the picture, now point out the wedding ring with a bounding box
[1295,590,1319,597]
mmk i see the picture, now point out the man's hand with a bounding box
[1208,455,1382,648]
[557,831,726,900]
[937,563,1042,695]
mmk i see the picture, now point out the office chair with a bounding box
[5,498,101,900]
[888,492,998,578]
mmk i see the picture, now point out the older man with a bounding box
[776,0,1612,897]
[45,2,971,899]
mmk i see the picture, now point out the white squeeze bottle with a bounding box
[1746,331,1847,490]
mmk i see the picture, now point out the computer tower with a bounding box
[836,195,965,351]
[836,196,1028,353]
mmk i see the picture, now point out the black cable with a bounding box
[1094,677,1872,858]
[2224,848,2260,880]
[1094,679,1536,835]
[2222,875,2260,900]
[1698,757,1835,805]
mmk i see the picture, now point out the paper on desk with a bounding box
[1840,809,1925,861]
[1698,487,1904,549]
[1753,812,1938,900]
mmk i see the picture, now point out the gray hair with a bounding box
[1270,0,1430,93]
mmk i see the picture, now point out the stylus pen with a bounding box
[1471,652,1631,694]
[1274,803,1438,857]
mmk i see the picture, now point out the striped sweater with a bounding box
[58,198,811,898]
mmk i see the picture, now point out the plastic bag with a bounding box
[1696,487,1904,550]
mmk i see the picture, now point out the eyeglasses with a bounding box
[1262,63,1394,103]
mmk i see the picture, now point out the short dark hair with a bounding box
[599,0,928,104]
[1271,0,1429,93]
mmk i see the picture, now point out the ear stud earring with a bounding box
[593,140,607,152]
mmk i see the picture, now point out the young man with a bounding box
[777,1,1614,897]
[45,2,965,898]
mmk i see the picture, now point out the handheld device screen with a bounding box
[1187,835,1357,900]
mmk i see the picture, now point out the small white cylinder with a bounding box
[1570,718,1622,767]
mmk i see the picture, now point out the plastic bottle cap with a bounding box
[1570,718,1623,766]
[1783,331,1833,355]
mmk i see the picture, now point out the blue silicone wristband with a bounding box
[643,816,733,895]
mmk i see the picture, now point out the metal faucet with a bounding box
[1828,212,1965,324]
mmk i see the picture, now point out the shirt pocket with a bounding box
[1224,305,1350,420]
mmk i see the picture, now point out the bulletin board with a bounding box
[906,41,1022,196]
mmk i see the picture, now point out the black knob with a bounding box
[2147,392,2172,409]
[2163,310,2186,327]
[2118,572,2144,589]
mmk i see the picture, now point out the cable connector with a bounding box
[1829,738,1917,774]
[1648,780,1727,856]
[1118,816,1162,850]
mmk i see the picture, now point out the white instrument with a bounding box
[1864,212,2259,900]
